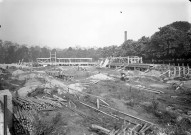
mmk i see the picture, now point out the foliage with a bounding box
[0,21,190,64]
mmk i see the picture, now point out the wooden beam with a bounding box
[99,99,110,106]
[4,95,7,135]
[126,83,163,94]
[79,101,119,120]
[100,104,156,126]
[139,123,147,133]
[159,70,170,77]
[97,98,100,109]
[140,125,152,133]
[91,124,110,134]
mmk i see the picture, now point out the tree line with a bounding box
[100,21,191,65]
[0,21,190,64]
[0,42,103,63]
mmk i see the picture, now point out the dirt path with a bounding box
[44,75,68,88]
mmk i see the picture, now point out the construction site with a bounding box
[0,53,191,135]
[1,0,191,133]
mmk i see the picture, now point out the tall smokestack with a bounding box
[124,31,127,42]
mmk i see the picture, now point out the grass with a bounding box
[143,100,191,135]
[33,112,67,135]
[143,100,177,124]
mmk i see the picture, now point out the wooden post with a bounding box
[186,65,188,75]
[168,69,171,78]
[97,98,100,109]
[127,56,129,64]
[188,64,190,75]
[178,64,181,77]
[174,67,176,77]
[183,67,185,76]
[123,120,127,135]
[4,95,7,135]
[168,63,171,77]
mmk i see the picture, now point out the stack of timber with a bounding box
[46,71,74,81]
[12,97,62,135]
[13,105,36,135]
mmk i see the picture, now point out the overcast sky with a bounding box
[0,0,190,49]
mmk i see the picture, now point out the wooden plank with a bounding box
[131,124,140,131]
[159,70,170,77]
[116,123,131,135]
[141,125,152,133]
[53,95,67,102]
[99,99,110,106]
[79,101,119,120]
[91,124,110,134]
[139,124,147,133]
[126,84,163,94]
[134,86,161,94]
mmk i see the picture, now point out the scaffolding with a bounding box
[36,51,95,66]
[109,56,143,64]
[50,51,56,63]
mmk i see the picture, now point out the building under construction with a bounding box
[37,51,96,66]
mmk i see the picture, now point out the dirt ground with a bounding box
[0,65,191,135]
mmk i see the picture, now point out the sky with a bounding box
[0,0,190,49]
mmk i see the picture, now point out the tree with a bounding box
[0,40,6,63]
[121,40,137,56]
[29,46,41,61]
[41,47,50,58]
[149,21,191,63]
[136,36,150,59]
[6,45,16,63]
[101,45,118,58]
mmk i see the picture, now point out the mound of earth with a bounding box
[89,73,113,80]
[12,70,24,76]
[68,83,85,92]
[145,70,161,77]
